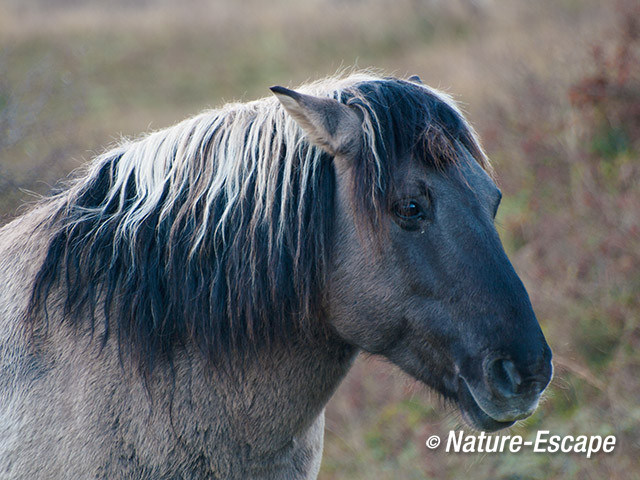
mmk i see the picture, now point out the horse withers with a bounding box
[0,72,552,479]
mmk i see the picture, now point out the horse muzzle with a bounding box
[456,348,553,431]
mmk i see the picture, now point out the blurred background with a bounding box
[1,0,638,478]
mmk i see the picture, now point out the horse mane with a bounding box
[27,71,489,373]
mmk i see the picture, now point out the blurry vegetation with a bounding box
[0,47,83,219]
[1,0,639,478]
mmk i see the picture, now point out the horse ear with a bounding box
[270,86,362,157]
[407,75,423,84]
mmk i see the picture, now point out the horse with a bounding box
[0,72,552,479]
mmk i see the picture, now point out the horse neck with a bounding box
[162,328,358,453]
[229,332,358,427]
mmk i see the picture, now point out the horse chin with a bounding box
[455,377,516,432]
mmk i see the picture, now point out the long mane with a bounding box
[27,72,489,372]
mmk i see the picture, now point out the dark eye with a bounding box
[394,200,425,221]
[492,190,503,218]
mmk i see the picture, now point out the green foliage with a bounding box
[577,312,622,369]
[591,126,631,159]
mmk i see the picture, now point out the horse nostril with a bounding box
[486,358,522,399]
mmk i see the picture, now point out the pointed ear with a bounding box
[407,74,423,84]
[270,86,362,156]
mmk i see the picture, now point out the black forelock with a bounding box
[342,78,488,234]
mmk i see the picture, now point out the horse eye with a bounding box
[492,190,503,218]
[394,200,424,220]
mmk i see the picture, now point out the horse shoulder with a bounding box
[0,206,127,477]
